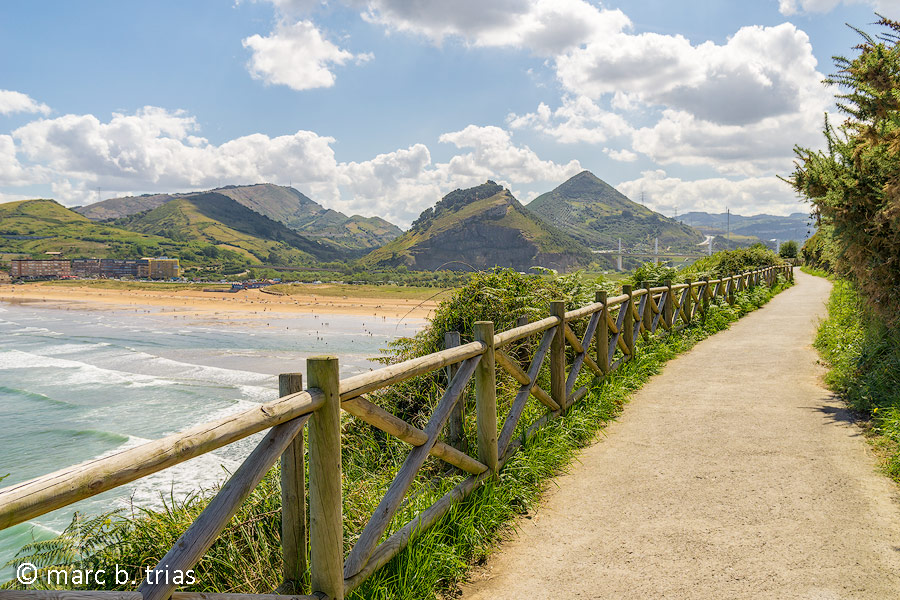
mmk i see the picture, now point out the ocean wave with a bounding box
[236,385,276,403]
[0,385,76,408]
[202,398,265,424]
[0,350,169,388]
[105,349,276,388]
[10,326,63,336]
[38,342,111,356]
[36,428,131,446]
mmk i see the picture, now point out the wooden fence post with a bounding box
[621,286,634,357]
[664,279,674,328]
[701,277,710,314]
[307,356,343,600]
[642,282,652,339]
[280,373,307,593]
[683,279,692,324]
[550,301,567,408]
[596,290,610,374]
[727,276,735,306]
[474,321,498,474]
[444,331,466,454]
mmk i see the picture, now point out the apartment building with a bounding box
[12,257,179,280]
[10,259,71,279]
[138,258,180,279]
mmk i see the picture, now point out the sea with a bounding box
[0,299,424,581]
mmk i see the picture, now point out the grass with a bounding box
[813,279,900,480]
[800,265,831,279]
[3,270,791,598]
[268,283,454,301]
[35,280,230,291]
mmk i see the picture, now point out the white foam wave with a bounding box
[84,432,240,513]
[106,349,275,388]
[11,326,62,335]
[39,342,111,356]
[0,350,168,388]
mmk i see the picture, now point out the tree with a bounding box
[789,17,900,322]
[779,240,798,259]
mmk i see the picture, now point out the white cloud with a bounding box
[603,148,637,162]
[438,125,583,184]
[506,22,830,176]
[507,96,632,144]
[631,104,826,177]
[0,90,50,116]
[357,0,629,55]
[252,0,324,17]
[12,107,342,198]
[556,23,824,126]
[243,19,371,91]
[778,0,900,16]
[0,135,31,186]
[7,107,580,227]
[616,169,806,217]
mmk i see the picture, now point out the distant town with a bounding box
[8,256,180,281]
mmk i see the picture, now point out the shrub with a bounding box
[779,240,798,259]
[789,17,900,322]
[629,262,677,287]
[681,245,783,280]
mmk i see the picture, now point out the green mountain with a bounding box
[0,198,196,260]
[528,171,704,251]
[359,181,592,272]
[114,192,344,265]
[76,184,402,253]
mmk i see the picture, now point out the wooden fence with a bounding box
[0,265,793,600]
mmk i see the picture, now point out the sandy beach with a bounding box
[0,283,440,320]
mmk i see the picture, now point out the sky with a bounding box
[1,0,899,227]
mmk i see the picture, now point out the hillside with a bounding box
[74,193,175,221]
[77,184,402,253]
[678,211,812,244]
[528,171,704,251]
[0,199,193,260]
[359,181,592,272]
[114,193,344,265]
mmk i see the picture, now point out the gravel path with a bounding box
[460,271,900,599]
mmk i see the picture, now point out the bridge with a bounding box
[5,266,896,599]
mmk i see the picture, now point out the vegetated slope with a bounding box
[679,211,813,244]
[73,193,176,221]
[212,184,402,252]
[114,193,344,265]
[77,184,402,253]
[358,181,592,272]
[0,198,190,259]
[528,171,704,251]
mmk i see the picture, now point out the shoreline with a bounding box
[0,283,440,320]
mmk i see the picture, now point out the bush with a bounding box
[779,240,798,259]
[815,280,900,478]
[801,225,840,273]
[629,262,677,287]
[681,244,783,280]
[789,17,900,323]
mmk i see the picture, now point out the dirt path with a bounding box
[460,271,900,599]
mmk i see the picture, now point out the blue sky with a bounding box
[1,0,897,226]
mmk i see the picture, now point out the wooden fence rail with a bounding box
[0,265,794,600]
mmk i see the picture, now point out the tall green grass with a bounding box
[814,279,900,478]
[3,270,791,598]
